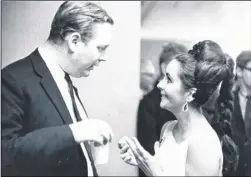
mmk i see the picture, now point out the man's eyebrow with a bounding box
[98,45,109,49]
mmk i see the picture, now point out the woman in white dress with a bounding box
[118,40,238,176]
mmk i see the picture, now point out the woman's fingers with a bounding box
[124,156,132,162]
[125,138,138,156]
[132,137,144,151]
[131,137,150,158]
[119,136,152,163]
[129,137,152,161]
[120,152,132,163]
[120,144,129,153]
[118,138,130,154]
[120,152,128,159]
[118,136,128,149]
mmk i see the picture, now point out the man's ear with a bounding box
[186,88,197,102]
[66,32,82,53]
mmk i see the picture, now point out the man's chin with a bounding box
[81,70,90,77]
[71,71,90,78]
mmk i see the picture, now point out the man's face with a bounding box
[238,61,251,89]
[140,60,156,93]
[242,61,251,88]
[70,23,113,77]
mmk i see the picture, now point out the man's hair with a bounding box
[159,42,187,66]
[48,1,114,44]
[236,50,251,69]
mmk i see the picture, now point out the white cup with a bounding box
[91,143,110,165]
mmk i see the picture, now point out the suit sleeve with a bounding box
[1,68,77,167]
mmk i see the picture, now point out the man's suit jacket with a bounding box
[1,49,92,176]
[231,89,251,176]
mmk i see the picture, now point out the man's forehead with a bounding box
[91,23,113,43]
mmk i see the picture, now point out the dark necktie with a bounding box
[65,73,98,176]
[244,95,251,140]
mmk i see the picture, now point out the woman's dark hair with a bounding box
[175,40,239,176]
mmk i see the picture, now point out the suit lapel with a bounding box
[73,86,89,118]
[233,90,246,140]
[29,49,73,124]
[41,73,73,124]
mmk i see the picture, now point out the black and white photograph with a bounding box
[1,1,251,176]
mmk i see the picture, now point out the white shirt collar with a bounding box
[38,45,66,80]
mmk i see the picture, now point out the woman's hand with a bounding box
[118,136,163,176]
[118,136,138,166]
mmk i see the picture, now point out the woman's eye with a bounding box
[166,76,172,83]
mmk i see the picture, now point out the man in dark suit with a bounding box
[1,1,114,176]
[231,50,251,176]
[137,42,187,176]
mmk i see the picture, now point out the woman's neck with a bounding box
[172,106,204,142]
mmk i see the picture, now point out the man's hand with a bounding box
[69,119,114,145]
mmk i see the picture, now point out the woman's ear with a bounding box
[186,88,197,102]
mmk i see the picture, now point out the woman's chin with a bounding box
[160,101,169,110]
[160,100,175,112]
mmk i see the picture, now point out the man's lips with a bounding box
[87,65,94,70]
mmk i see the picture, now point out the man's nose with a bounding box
[99,53,108,62]
[94,60,100,66]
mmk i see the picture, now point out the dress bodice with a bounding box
[154,120,190,176]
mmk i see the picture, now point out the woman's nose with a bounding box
[157,79,163,90]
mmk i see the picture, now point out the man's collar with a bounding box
[38,45,65,79]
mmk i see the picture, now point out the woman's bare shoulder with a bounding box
[160,120,178,138]
[186,125,223,175]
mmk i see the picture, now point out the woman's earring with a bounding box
[182,101,188,112]
[182,91,195,112]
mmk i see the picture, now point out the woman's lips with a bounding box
[160,91,168,99]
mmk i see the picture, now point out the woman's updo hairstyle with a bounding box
[176,40,238,176]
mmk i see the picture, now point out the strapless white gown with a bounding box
[154,120,190,176]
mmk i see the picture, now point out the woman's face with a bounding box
[157,59,188,112]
